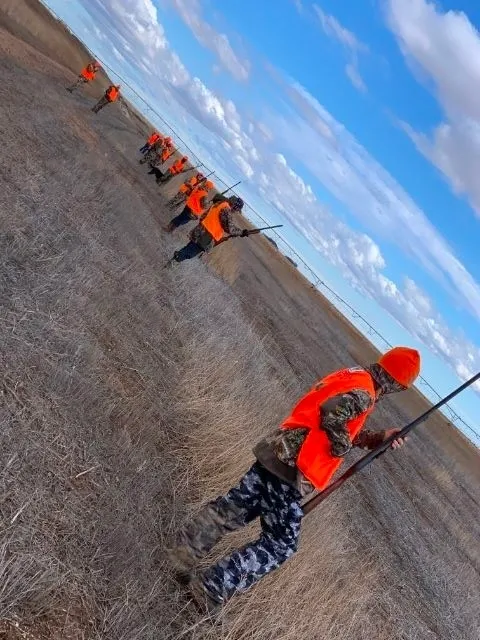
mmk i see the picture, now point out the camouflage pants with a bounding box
[140,148,160,165]
[92,96,110,113]
[180,462,303,603]
[67,76,88,92]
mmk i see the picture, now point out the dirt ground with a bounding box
[0,2,479,639]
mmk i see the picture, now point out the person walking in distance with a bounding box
[157,156,189,184]
[165,195,248,265]
[164,180,214,232]
[158,138,175,165]
[168,172,204,208]
[139,137,164,165]
[91,84,120,114]
[67,61,101,92]
[169,348,421,613]
[140,131,162,154]
[143,137,175,171]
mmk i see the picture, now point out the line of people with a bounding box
[66,60,121,114]
[67,63,252,266]
[136,129,249,265]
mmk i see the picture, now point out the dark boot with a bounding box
[167,545,197,584]
[188,575,221,615]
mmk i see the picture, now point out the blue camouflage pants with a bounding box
[169,206,195,230]
[180,462,303,603]
[172,241,205,263]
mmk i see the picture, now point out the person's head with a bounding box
[196,172,204,181]
[165,136,172,144]
[205,180,214,189]
[181,156,188,163]
[228,195,244,211]
[372,347,421,397]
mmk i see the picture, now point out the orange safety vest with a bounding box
[187,187,209,216]
[80,66,96,81]
[161,147,174,162]
[147,133,161,145]
[179,176,197,194]
[106,86,119,102]
[169,160,185,175]
[281,368,376,490]
[200,201,230,242]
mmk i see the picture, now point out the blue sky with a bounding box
[42,0,480,444]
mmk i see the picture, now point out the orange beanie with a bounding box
[378,347,421,388]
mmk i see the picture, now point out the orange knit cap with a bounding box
[378,347,421,388]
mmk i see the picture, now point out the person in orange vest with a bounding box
[144,138,175,173]
[168,172,204,208]
[139,137,164,165]
[67,61,101,92]
[149,155,187,184]
[140,131,162,154]
[169,347,421,612]
[91,84,120,114]
[165,195,248,265]
[159,139,175,164]
[164,180,214,232]
[158,156,189,183]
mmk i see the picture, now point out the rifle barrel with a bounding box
[250,224,284,233]
[220,180,242,195]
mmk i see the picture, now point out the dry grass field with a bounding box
[0,2,479,639]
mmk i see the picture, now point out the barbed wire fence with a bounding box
[46,4,480,446]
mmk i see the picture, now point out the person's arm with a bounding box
[353,428,409,450]
[199,194,208,211]
[220,209,243,236]
[352,429,385,450]
[319,390,374,457]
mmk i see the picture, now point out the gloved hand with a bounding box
[241,229,250,237]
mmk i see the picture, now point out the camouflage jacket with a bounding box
[254,364,404,496]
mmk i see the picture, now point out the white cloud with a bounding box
[233,155,254,179]
[257,153,480,388]
[267,80,480,323]
[313,5,368,92]
[345,62,367,93]
[169,0,250,81]
[387,0,480,216]
[111,45,126,63]
[292,0,305,15]
[314,5,366,52]
[255,121,274,143]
